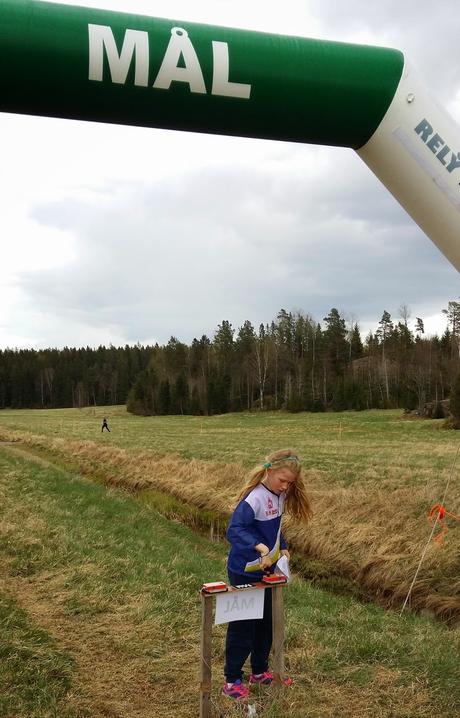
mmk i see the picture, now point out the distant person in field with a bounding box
[101,417,110,433]
[222,449,312,701]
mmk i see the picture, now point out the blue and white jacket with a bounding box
[227,483,287,578]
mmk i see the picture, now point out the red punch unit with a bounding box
[262,574,287,585]
[201,581,228,594]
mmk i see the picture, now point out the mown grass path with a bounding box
[1,443,459,718]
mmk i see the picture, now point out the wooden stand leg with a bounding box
[271,585,285,685]
[200,594,213,718]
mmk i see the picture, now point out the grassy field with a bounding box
[0,440,459,718]
[0,405,456,474]
[0,407,459,619]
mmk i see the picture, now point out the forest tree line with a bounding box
[127,302,460,415]
[0,344,152,409]
[1,302,459,416]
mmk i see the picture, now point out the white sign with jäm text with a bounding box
[214,588,265,626]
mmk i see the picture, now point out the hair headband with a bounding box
[263,455,300,469]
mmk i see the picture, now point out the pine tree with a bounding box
[449,373,460,423]
[323,308,348,374]
[442,301,460,359]
[254,324,269,410]
[415,317,425,337]
[350,323,364,360]
[322,308,348,406]
[235,320,256,410]
[376,310,394,405]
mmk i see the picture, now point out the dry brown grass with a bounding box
[1,427,459,621]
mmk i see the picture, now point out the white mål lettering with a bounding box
[211,41,251,99]
[88,24,252,100]
[153,27,206,94]
[88,25,149,86]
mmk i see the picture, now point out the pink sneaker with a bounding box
[222,679,249,700]
[249,671,293,686]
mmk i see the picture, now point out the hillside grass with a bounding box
[0,407,459,621]
[0,446,459,718]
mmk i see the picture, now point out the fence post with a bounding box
[271,585,285,684]
[199,580,287,712]
[200,593,213,718]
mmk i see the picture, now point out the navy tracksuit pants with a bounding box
[224,570,273,682]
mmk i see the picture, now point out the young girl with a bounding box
[222,449,312,700]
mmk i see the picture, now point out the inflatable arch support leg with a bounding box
[0,0,459,271]
[358,61,460,272]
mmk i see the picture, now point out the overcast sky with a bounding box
[1,0,459,350]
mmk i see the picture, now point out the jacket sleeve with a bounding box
[280,531,287,550]
[226,500,259,550]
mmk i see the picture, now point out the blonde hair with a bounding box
[237,448,313,523]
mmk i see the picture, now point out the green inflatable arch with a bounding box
[1,0,459,270]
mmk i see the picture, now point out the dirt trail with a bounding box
[1,442,58,468]
[1,571,164,717]
[0,444,188,718]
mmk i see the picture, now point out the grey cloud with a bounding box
[310,0,460,106]
[21,152,457,345]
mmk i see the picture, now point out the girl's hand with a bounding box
[280,549,290,560]
[255,543,270,556]
[259,554,273,570]
[255,543,271,570]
